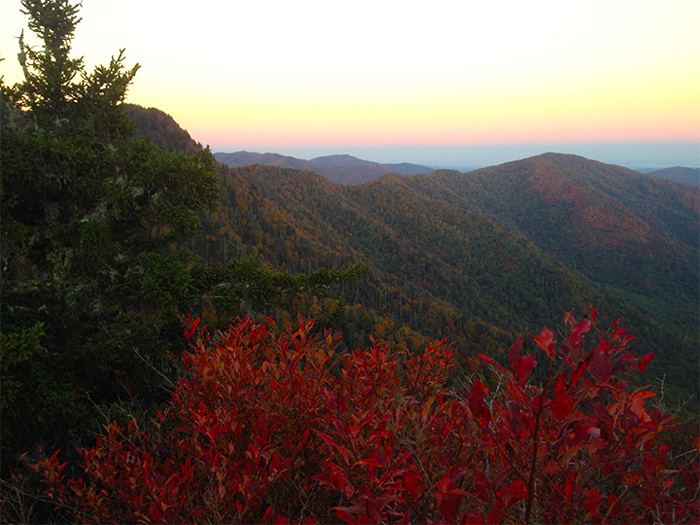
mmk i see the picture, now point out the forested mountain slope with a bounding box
[205,158,698,405]
[126,104,203,153]
[107,105,699,405]
[414,154,698,333]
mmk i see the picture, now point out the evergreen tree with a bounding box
[0,0,216,474]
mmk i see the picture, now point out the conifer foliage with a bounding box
[1,0,220,469]
[35,309,698,524]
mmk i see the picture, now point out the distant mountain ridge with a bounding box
[214,151,432,185]
[646,166,700,188]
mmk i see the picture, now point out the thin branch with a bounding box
[524,359,555,525]
[132,345,178,390]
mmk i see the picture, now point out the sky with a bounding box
[2,0,699,168]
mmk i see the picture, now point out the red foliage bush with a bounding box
[36,309,698,523]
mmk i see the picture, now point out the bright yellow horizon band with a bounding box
[3,0,699,152]
[149,68,698,148]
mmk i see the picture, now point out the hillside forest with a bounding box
[1,1,698,523]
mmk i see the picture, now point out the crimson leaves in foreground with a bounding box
[36,309,698,523]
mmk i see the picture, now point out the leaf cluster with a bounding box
[33,309,699,524]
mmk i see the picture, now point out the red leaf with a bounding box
[506,400,531,434]
[515,355,537,386]
[638,352,655,373]
[617,353,637,373]
[622,334,636,346]
[507,336,523,373]
[569,317,592,348]
[183,316,200,339]
[612,323,628,342]
[333,506,360,524]
[357,456,383,470]
[642,456,661,492]
[589,350,611,383]
[435,472,452,498]
[500,479,527,506]
[607,494,622,518]
[435,471,467,522]
[478,354,509,376]
[534,327,555,359]
[564,478,574,502]
[596,336,613,352]
[585,488,601,513]
[554,374,567,393]
[468,380,491,424]
[570,360,588,387]
[551,391,573,420]
[473,471,490,499]
[487,506,504,524]
[404,471,420,499]
[313,429,351,464]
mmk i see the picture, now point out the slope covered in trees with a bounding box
[204,158,698,408]
[126,104,203,153]
[646,166,700,188]
[413,154,699,372]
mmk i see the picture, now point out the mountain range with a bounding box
[646,167,700,188]
[128,106,699,409]
[208,157,697,405]
[216,150,700,188]
[214,151,432,185]
[125,105,697,187]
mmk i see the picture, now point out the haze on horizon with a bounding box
[2,0,699,168]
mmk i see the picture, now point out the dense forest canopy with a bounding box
[208,159,698,406]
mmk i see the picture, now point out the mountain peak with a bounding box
[647,166,700,187]
[366,172,406,186]
[126,104,202,153]
[215,151,432,185]
[310,154,368,167]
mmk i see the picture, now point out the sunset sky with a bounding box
[2,0,699,168]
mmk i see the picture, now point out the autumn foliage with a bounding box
[35,309,698,524]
